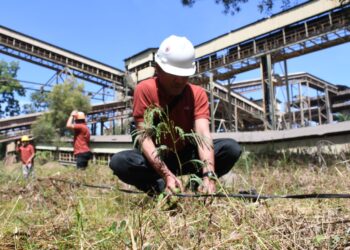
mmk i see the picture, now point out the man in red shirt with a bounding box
[16,135,35,179]
[66,110,92,169]
[110,35,241,195]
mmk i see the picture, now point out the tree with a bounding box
[31,114,56,143]
[22,90,49,114]
[0,60,25,117]
[181,0,311,15]
[32,77,91,142]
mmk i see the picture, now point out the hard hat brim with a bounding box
[21,136,30,142]
[155,56,196,77]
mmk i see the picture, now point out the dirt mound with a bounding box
[40,161,66,169]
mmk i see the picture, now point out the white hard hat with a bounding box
[155,35,196,76]
[74,111,86,120]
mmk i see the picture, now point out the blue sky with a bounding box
[1,0,349,106]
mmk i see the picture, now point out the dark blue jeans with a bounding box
[109,138,241,193]
[76,151,92,169]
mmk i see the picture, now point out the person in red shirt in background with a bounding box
[66,110,92,169]
[16,135,35,179]
[109,35,241,195]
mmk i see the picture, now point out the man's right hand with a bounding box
[165,175,184,194]
[71,110,78,116]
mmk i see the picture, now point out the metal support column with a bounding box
[209,74,215,133]
[120,111,123,135]
[283,60,291,129]
[325,87,333,123]
[307,81,312,124]
[227,79,232,131]
[91,122,97,136]
[260,54,276,130]
[298,81,304,126]
[318,107,322,125]
[234,101,238,132]
[100,121,104,135]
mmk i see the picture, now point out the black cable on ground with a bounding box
[40,177,350,200]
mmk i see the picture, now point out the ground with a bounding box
[0,152,349,249]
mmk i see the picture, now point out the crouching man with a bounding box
[110,35,241,195]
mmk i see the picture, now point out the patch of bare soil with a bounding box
[40,161,66,169]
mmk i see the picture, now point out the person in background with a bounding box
[66,110,92,169]
[109,35,241,195]
[16,135,35,179]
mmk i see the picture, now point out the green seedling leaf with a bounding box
[108,222,117,233]
[118,220,127,232]
[314,235,325,245]
[157,192,166,203]
[143,245,152,250]
[189,174,203,186]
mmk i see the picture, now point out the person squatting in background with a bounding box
[16,135,35,179]
[109,35,241,195]
[66,110,92,169]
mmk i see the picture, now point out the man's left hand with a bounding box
[198,178,216,194]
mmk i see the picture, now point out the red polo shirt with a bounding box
[133,77,209,151]
[73,124,91,155]
[17,144,35,164]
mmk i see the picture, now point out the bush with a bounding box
[35,151,53,165]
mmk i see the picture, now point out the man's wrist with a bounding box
[202,171,216,180]
[203,159,214,167]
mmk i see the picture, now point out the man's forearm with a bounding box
[28,153,35,163]
[198,146,215,173]
[194,118,215,174]
[66,115,74,129]
[196,133,215,173]
[140,137,174,179]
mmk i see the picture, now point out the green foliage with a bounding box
[75,200,85,235]
[1,160,350,248]
[23,91,49,114]
[183,1,346,15]
[134,105,211,175]
[136,105,211,156]
[0,60,25,117]
[334,112,350,122]
[108,220,127,235]
[0,142,5,159]
[31,78,91,142]
[31,114,56,143]
[47,79,91,135]
[182,0,302,15]
[35,151,53,165]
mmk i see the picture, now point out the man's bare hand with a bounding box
[70,110,78,117]
[198,178,216,194]
[165,175,184,194]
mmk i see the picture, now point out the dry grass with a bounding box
[0,152,350,249]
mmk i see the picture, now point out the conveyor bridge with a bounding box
[1,0,350,134]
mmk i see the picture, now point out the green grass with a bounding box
[0,152,350,249]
